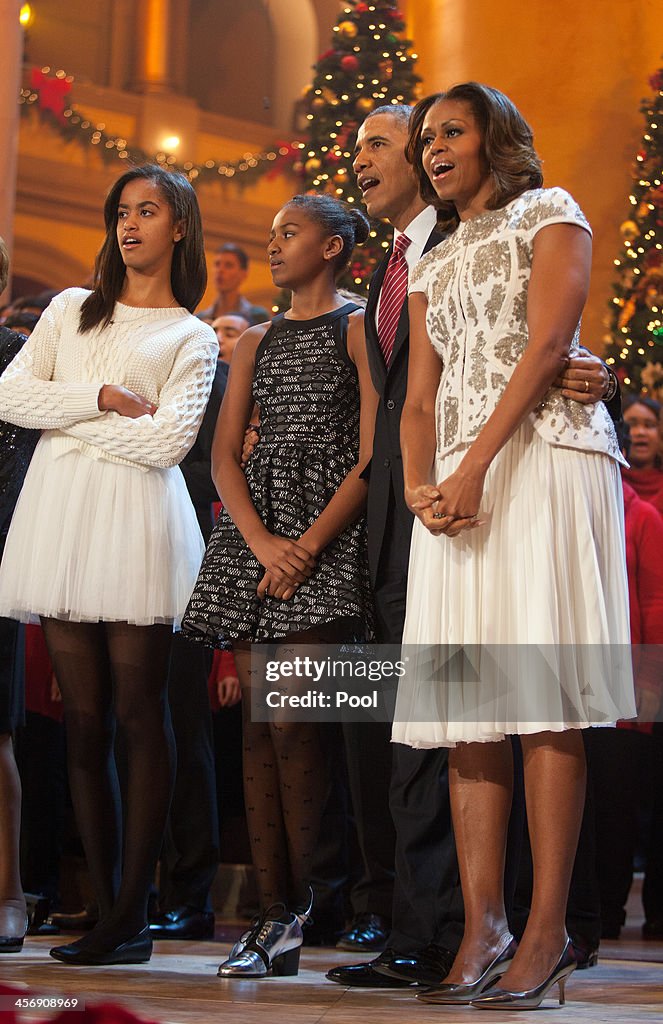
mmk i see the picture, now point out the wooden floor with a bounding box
[1,930,662,1024]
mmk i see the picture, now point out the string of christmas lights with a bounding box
[604,63,663,394]
[19,67,306,186]
[19,0,419,300]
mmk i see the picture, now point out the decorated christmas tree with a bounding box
[298,1,420,295]
[604,64,663,396]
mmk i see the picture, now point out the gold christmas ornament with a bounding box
[356,96,375,114]
[338,20,359,39]
[620,219,639,240]
[311,96,326,111]
[305,157,322,174]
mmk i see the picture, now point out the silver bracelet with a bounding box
[602,368,618,403]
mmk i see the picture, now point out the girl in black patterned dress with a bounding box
[182,195,377,977]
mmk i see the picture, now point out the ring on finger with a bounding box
[584,379,590,393]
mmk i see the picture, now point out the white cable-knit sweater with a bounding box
[0,288,219,470]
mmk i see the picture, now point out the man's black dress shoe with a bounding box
[326,949,415,987]
[571,939,598,969]
[373,942,456,986]
[50,926,152,965]
[336,913,390,951]
[149,907,215,940]
[643,918,663,940]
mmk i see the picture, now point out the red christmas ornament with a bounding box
[649,70,663,91]
[318,49,336,61]
[356,2,369,11]
[341,55,360,73]
[30,68,71,123]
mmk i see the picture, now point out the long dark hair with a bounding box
[79,165,207,333]
[406,82,543,234]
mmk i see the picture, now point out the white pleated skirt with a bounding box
[0,434,205,628]
[392,421,636,748]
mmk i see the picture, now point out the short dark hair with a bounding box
[363,103,413,130]
[3,311,39,334]
[215,242,248,270]
[406,82,544,234]
[285,194,370,275]
[11,292,56,313]
[79,164,207,333]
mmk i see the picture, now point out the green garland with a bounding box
[20,67,305,187]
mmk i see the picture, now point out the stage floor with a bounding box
[1,931,662,1024]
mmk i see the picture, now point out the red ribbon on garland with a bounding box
[29,68,71,123]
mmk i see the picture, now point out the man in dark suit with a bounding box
[327,104,615,987]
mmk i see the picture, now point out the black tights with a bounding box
[234,625,344,914]
[41,618,174,946]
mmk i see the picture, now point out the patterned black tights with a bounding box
[234,627,342,914]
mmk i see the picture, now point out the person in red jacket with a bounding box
[592,417,663,939]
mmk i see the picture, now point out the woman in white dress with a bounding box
[0,165,218,964]
[394,84,635,1009]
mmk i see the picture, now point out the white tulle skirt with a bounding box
[0,434,204,627]
[392,421,636,748]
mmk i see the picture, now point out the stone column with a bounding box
[132,0,199,161]
[133,0,175,95]
[261,0,318,130]
[0,0,22,301]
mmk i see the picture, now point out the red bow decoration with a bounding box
[29,68,71,123]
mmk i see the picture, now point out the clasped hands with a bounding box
[406,463,486,538]
[252,532,317,601]
[554,354,609,404]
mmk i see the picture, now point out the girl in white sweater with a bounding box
[0,165,218,965]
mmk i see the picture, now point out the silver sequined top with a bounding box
[409,187,625,464]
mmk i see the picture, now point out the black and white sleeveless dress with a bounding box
[182,303,373,648]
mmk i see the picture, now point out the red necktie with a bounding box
[377,233,412,365]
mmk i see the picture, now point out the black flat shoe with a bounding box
[336,913,390,951]
[50,926,152,965]
[149,907,215,940]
